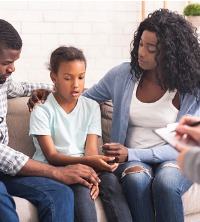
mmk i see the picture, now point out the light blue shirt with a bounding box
[83,62,200,163]
[29,93,101,164]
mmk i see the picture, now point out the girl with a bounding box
[29,46,132,222]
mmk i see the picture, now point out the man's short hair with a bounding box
[0,19,22,51]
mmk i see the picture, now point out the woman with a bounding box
[82,9,200,222]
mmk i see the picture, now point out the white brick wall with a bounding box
[0,1,189,87]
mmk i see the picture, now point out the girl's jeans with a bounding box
[0,174,74,222]
[114,160,193,222]
[71,172,133,222]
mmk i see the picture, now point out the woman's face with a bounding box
[138,30,160,71]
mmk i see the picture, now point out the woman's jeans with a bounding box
[71,172,133,222]
[114,160,193,222]
[0,174,74,222]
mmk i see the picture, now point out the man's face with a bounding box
[0,48,21,84]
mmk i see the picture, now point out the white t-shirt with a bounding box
[29,93,102,164]
[125,82,179,149]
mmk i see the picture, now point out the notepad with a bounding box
[154,126,197,149]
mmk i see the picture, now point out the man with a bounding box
[0,19,100,222]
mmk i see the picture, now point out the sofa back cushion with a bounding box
[7,97,35,157]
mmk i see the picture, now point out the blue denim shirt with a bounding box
[83,62,200,163]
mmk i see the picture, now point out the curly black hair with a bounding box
[0,19,22,51]
[130,8,200,97]
[48,46,87,75]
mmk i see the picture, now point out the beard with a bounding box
[0,73,11,84]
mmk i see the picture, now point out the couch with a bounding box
[6,97,200,222]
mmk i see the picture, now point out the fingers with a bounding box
[178,116,200,126]
[101,143,120,156]
[101,156,116,162]
[90,185,99,200]
[78,165,100,185]
[64,164,101,186]
[41,90,51,103]
[176,125,200,144]
[109,163,119,172]
[175,143,189,152]
[99,160,118,172]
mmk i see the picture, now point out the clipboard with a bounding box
[154,126,197,149]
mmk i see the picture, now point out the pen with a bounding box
[167,121,200,132]
[187,120,200,127]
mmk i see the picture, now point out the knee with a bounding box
[55,184,74,203]
[0,182,7,194]
[122,165,152,182]
[153,163,180,192]
[99,172,121,193]
[100,172,119,184]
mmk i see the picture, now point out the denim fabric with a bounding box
[114,161,192,222]
[0,174,74,222]
[71,172,133,222]
[0,181,19,222]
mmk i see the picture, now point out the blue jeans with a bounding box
[71,172,133,222]
[114,161,193,222]
[0,181,19,222]
[0,174,74,222]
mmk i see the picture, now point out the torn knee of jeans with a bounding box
[121,166,151,178]
[162,163,180,169]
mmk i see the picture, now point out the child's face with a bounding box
[52,60,86,104]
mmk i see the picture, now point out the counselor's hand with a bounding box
[27,89,51,112]
[101,143,128,163]
[176,116,200,145]
[55,164,100,189]
[176,144,190,172]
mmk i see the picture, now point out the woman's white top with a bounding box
[125,81,179,149]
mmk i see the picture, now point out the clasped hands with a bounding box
[101,142,128,163]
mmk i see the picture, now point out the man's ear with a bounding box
[50,72,57,84]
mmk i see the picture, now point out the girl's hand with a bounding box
[90,184,99,200]
[85,155,118,172]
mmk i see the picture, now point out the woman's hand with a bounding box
[101,143,128,163]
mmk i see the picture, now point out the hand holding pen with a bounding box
[175,116,200,146]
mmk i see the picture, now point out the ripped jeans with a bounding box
[114,161,193,222]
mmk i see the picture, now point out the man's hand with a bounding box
[54,164,100,189]
[27,89,51,112]
[101,143,128,163]
[84,155,118,172]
